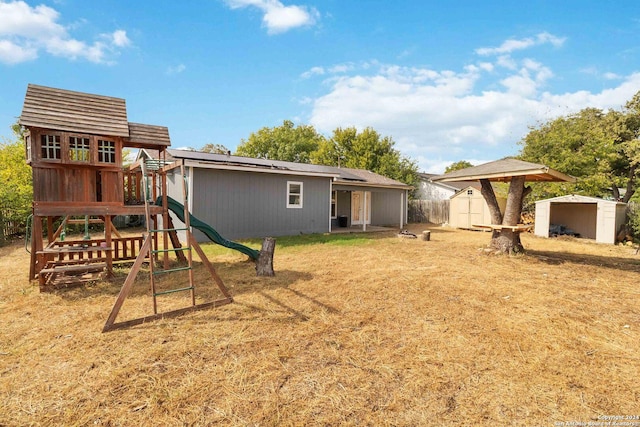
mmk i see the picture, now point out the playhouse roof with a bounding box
[20,84,130,137]
[125,123,171,148]
[432,158,576,183]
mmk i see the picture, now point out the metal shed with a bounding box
[534,195,627,244]
[448,186,507,230]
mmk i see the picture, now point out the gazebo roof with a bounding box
[432,158,576,183]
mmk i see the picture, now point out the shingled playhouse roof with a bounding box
[19,84,171,148]
[431,158,576,183]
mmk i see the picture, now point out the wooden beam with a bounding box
[102,298,233,332]
[189,233,232,300]
[102,235,151,332]
[472,224,532,232]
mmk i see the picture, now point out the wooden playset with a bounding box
[19,84,266,331]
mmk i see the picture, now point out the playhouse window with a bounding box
[331,190,337,218]
[25,134,31,162]
[287,181,303,208]
[69,136,90,162]
[98,139,116,163]
[41,134,61,160]
[467,189,474,195]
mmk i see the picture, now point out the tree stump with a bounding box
[422,230,431,241]
[256,237,276,277]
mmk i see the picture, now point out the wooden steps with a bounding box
[37,244,112,289]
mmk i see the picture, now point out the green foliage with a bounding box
[0,124,33,242]
[311,126,419,191]
[519,96,640,202]
[235,120,325,163]
[235,122,419,191]
[444,160,473,173]
[200,143,230,154]
[628,204,640,240]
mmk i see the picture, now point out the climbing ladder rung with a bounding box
[152,266,192,275]
[153,286,194,297]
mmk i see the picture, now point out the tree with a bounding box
[445,160,473,173]
[312,126,419,190]
[235,120,325,163]
[200,143,230,154]
[0,123,33,243]
[519,92,640,203]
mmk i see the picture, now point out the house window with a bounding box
[287,181,303,208]
[41,134,61,160]
[69,136,90,162]
[98,139,116,163]
[331,190,337,218]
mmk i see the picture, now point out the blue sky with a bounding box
[1,0,639,173]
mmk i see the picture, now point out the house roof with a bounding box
[20,84,130,137]
[162,149,412,190]
[431,158,577,183]
[534,194,626,205]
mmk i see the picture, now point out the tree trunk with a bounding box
[256,237,276,277]
[480,178,503,240]
[489,176,527,254]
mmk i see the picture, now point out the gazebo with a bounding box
[432,158,576,253]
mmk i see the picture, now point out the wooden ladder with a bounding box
[102,159,232,332]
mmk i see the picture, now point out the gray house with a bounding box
[415,173,481,200]
[142,149,412,241]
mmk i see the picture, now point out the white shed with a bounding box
[449,186,507,230]
[534,195,627,244]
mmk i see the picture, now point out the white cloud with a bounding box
[476,31,566,56]
[224,0,319,34]
[111,30,131,47]
[0,39,37,64]
[0,1,131,65]
[166,63,186,75]
[306,55,640,173]
[603,72,621,80]
[300,66,324,79]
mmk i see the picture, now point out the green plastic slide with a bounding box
[158,196,260,260]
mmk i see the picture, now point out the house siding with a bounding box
[371,191,404,226]
[175,168,331,240]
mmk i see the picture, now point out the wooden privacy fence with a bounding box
[0,209,26,243]
[408,200,449,224]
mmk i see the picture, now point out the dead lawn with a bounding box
[1,225,639,426]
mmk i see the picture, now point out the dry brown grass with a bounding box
[1,225,639,426]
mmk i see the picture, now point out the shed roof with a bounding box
[19,84,130,137]
[164,149,412,190]
[432,158,576,183]
[125,122,171,148]
[534,194,626,205]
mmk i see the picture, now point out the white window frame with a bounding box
[331,190,337,219]
[287,181,303,209]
